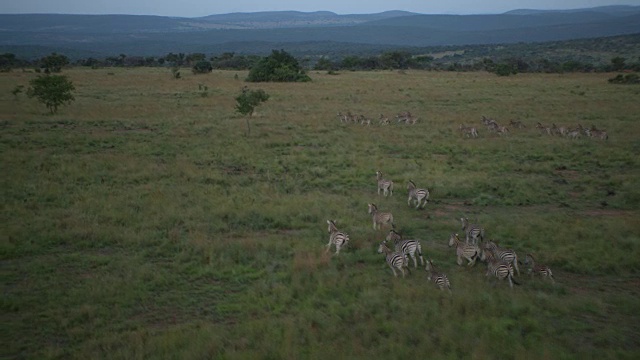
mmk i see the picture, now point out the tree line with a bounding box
[2,49,639,76]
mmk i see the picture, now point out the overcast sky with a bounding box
[2,0,639,17]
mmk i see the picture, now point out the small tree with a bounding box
[235,88,269,136]
[39,53,69,73]
[27,75,75,114]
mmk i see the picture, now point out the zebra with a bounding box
[484,250,519,289]
[326,220,349,255]
[509,119,526,129]
[407,180,429,209]
[481,240,520,276]
[460,217,484,245]
[448,233,480,267]
[425,259,452,293]
[496,125,510,136]
[459,124,479,138]
[376,171,394,196]
[536,122,552,135]
[378,240,410,277]
[386,229,424,268]
[378,114,390,126]
[524,253,555,283]
[368,203,394,230]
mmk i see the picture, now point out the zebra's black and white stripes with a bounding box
[484,251,519,288]
[368,203,394,230]
[481,240,520,276]
[448,233,480,267]
[461,217,484,245]
[326,220,349,255]
[376,171,394,196]
[386,229,424,268]
[425,259,452,292]
[407,180,429,209]
[524,253,555,283]
[378,240,410,277]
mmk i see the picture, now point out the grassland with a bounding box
[2,67,640,359]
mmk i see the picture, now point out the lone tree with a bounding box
[39,53,69,73]
[27,75,75,114]
[235,87,269,136]
[246,49,311,82]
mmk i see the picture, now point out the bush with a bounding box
[192,61,213,74]
[247,50,311,83]
[27,75,75,113]
[608,73,640,84]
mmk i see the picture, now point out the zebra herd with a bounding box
[325,170,555,291]
[459,115,609,140]
[337,111,418,126]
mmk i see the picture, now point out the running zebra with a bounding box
[524,253,555,283]
[376,171,394,196]
[460,217,484,245]
[509,119,526,129]
[386,229,424,268]
[481,240,520,276]
[459,124,479,138]
[407,180,429,209]
[448,233,480,267]
[326,220,349,255]
[425,259,452,293]
[368,203,394,230]
[484,251,519,289]
[378,240,410,277]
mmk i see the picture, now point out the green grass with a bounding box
[2,68,640,359]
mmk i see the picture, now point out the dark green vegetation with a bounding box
[2,68,640,358]
[26,74,75,113]
[246,50,311,83]
[1,6,639,58]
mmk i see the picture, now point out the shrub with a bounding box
[192,61,213,74]
[608,73,640,84]
[247,50,311,83]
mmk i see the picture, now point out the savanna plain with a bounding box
[2,67,640,359]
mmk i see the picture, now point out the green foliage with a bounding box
[235,88,270,136]
[191,60,213,74]
[493,63,518,76]
[39,52,69,73]
[235,88,270,117]
[608,73,640,84]
[26,74,75,113]
[246,49,311,82]
[170,66,181,79]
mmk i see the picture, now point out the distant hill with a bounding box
[0,6,639,59]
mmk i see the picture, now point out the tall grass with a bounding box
[1,68,639,358]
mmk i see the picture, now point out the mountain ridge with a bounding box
[1,6,639,58]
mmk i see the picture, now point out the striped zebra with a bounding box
[425,259,452,293]
[524,253,555,283]
[376,171,394,196]
[481,240,520,276]
[386,229,424,268]
[326,220,349,255]
[509,119,526,129]
[459,124,479,138]
[378,240,410,277]
[460,217,484,245]
[407,180,429,209]
[448,233,480,267]
[484,251,519,289]
[368,203,394,230]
